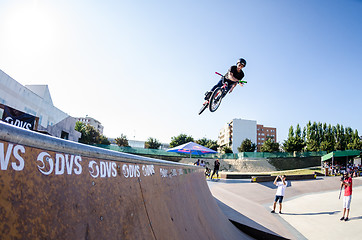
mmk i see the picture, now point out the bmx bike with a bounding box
[199,72,247,115]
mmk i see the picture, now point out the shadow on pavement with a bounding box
[257,181,292,189]
[281,210,340,216]
[348,216,362,221]
[215,198,289,240]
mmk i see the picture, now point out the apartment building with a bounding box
[218,118,277,153]
[257,124,277,152]
[75,116,104,134]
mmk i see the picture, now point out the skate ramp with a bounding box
[0,122,248,239]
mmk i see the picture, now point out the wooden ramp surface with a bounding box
[0,122,248,240]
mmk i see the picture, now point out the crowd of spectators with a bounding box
[324,162,362,177]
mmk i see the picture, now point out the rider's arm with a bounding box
[227,72,239,82]
[229,83,237,93]
[227,72,239,94]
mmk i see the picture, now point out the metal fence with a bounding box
[97,144,327,159]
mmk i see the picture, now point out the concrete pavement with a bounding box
[208,176,362,240]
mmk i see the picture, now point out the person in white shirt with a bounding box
[271,175,287,214]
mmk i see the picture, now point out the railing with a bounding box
[96,144,327,159]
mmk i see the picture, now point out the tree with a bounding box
[99,135,111,145]
[170,134,194,148]
[306,139,319,152]
[285,121,360,152]
[320,140,334,152]
[196,137,208,147]
[205,140,219,151]
[196,138,219,151]
[334,124,347,150]
[261,138,280,152]
[237,138,256,152]
[115,134,129,147]
[75,121,84,133]
[75,121,110,145]
[282,126,305,152]
[145,137,161,149]
[347,130,362,150]
[347,138,362,150]
[222,146,233,154]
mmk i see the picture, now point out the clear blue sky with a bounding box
[0,0,361,144]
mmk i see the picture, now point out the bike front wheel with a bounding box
[209,88,223,112]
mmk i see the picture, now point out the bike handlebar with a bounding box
[215,72,247,84]
[215,72,223,77]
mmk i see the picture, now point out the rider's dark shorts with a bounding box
[211,78,235,92]
[274,195,284,203]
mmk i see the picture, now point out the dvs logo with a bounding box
[37,152,82,175]
[88,160,117,178]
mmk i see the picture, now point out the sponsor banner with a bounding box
[0,140,193,179]
[1,105,37,130]
[0,139,200,240]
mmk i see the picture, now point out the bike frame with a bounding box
[214,72,232,98]
[199,72,247,115]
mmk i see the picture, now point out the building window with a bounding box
[61,131,69,140]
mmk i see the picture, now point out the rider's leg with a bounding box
[205,79,223,100]
[211,78,224,92]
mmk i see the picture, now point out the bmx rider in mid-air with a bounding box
[204,58,247,100]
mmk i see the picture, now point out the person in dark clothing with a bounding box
[205,167,211,178]
[210,159,220,179]
[204,58,246,100]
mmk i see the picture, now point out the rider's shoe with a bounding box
[204,91,212,100]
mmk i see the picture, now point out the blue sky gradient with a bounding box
[0,0,361,144]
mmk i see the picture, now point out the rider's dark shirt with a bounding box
[210,65,245,92]
[225,65,244,81]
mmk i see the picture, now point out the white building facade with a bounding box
[0,69,80,141]
[75,116,104,134]
[218,118,276,153]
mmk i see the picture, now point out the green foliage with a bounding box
[320,140,334,152]
[237,138,256,152]
[196,137,219,151]
[285,121,361,152]
[347,138,362,150]
[99,135,111,145]
[306,139,319,152]
[222,146,233,154]
[115,134,129,147]
[75,121,110,145]
[75,121,84,132]
[261,138,280,152]
[145,137,161,149]
[170,134,194,148]
[282,126,305,152]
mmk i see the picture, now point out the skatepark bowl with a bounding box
[0,122,253,240]
[3,121,360,239]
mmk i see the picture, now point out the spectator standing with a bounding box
[210,159,220,179]
[271,175,287,214]
[200,160,206,167]
[205,167,211,178]
[340,173,352,221]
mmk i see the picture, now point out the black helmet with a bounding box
[237,58,246,67]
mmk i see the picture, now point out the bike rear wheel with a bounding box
[199,102,209,115]
[209,88,223,112]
